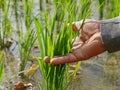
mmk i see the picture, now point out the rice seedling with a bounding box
[34,14,75,90]
[39,0,43,10]
[98,0,105,19]
[24,0,34,30]
[18,30,36,76]
[0,51,4,83]
[105,0,120,18]
[13,0,20,30]
[77,0,91,20]
[39,0,49,11]
[0,0,12,49]
[54,0,65,30]
[34,0,91,90]
[14,0,37,76]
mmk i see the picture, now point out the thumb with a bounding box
[72,21,83,32]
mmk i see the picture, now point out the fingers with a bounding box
[44,53,80,65]
[72,36,84,52]
[72,19,100,32]
[72,19,100,43]
[71,44,82,52]
[72,36,84,47]
[72,21,82,32]
[71,33,106,61]
[84,40,106,58]
[78,36,106,59]
[87,32,102,43]
[50,53,78,64]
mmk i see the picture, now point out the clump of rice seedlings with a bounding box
[34,5,73,90]
[17,0,36,76]
[0,51,4,83]
[53,0,77,32]
[0,0,12,49]
[34,14,75,90]
[34,0,92,90]
[18,30,36,76]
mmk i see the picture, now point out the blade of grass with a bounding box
[19,30,36,76]
[0,51,4,83]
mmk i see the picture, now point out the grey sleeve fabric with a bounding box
[100,16,120,53]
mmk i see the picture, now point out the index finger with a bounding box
[50,53,78,65]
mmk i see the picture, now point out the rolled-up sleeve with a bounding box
[100,16,120,53]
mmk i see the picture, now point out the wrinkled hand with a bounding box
[44,19,106,64]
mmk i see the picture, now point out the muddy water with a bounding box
[1,0,120,90]
[1,51,41,90]
[68,51,120,90]
[2,51,120,90]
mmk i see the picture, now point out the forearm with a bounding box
[100,16,120,53]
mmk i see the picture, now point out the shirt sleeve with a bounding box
[100,16,120,53]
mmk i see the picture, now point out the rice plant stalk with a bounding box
[17,0,36,76]
[14,0,20,30]
[0,0,12,49]
[105,0,120,18]
[24,0,34,30]
[19,30,36,76]
[0,51,4,83]
[39,0,43,10]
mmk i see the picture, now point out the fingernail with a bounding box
[72,22,81,32]
[44,56,50,63]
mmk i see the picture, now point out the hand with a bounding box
[44,19,106,64]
